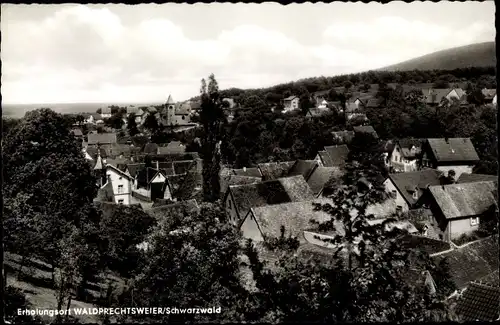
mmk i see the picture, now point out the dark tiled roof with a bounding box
[229,175,314,221]
[158,141,186,154]
[233,167,262,178]
[137,167,160,188]
[106,157,131,172]
[166,174,187,195]
[126,163,145,178]
[287,160,318,181]
[88,133,117,145]
[426,138,479,162]
[106,144,134,158]
[257,161,295,181]
[323,145,350,167]
[307,167,343,195]
[457,173,498,184]
[389,169,444,206]
[455,282,500,321]
[175,103,191,115]
[353,125,378,139]
[428,181,497,219]
[174,163,203,201]
[396,138,425,158]
[396,234,451,256]
[86,146,107,160]
[172,160,195,175]
[433,235,499,290]
[249,200,332,242]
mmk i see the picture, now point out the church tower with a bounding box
[166,94,176,125]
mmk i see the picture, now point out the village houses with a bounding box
[283,96,299,112]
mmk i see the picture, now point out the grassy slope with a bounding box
[4,252,125,324]
[379,42,496,71]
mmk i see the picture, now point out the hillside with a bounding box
[379,42,496,71]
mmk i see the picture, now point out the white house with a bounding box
[105,164,134,205]
[101,107,112,119]
[389,139,424,173]
[283,96,299,112]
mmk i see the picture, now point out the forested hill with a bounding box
[378,42,496,72]
[191,67,496,107]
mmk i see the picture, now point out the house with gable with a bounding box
[389,138,426,172]
[103,164,134,205]
[481,88,497,103]
[257,161,296,181]
[239,200,332,243]
[418,181,498,242]
[127,106,145,124]
[159,95,193,126]
[283,96,300,112]
[383,169,444,212]
[315,145,350,167]
[133,167,174,203]
[223,175,315,226]
[420,138,480,178]
[287,160,318,181]
[423,88,463,106]
[353,125,378,139]
[307,166,343,197]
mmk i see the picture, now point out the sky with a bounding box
[1,2,495,104]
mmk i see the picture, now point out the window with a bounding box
[118,185,124,194]
[119,176,123,180]
[228,199,232,209]
[118,199,124,204]
[470,217,479,226]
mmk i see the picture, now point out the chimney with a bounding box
[243,167,247,172]
[156,161,159,170]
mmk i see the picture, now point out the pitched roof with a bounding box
[388,169,444,206]
[432,235,499,290]
[106,164,134,180]
[220,175,261,196]
[85,146,107,160]
[137,167,160,188]
[88,133,117,145]
[158,141,186,154]
[455,282,500,321]
[248,200,332,241]
[126,163,145,178]
[105,157,131,171]
[396,234,451,256]
[101,107,112,114]
[365,98,383,108]
[353,125,378,138]
[284,96,298,101]
[456,173,498,184]
[190,101,201,110]
[233,167,262,178]
[307,166,343,195]
[176,102,191,115]
[323,145,350,167]
[229,175,314,220]
[428,181,497,219]
[477,270,500,287]
[395,138,425,158]
[287,160,318,181]
[345,102,358,113]
[166,94,175,104]
[423,88,453,104]
[91,113,102,120]
[106,144,133,158]
[257,161,295,181]
[172,160,195,175]
[426,138,479,162]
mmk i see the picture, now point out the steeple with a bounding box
[94,150,104,170]
[166,94,175,105]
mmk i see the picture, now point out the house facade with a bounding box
[420,181,497,242]
[105,165,134,205]
[101,107,112,119]
[420,138,479,178]
[390,139,424,172]
[283,96,299,112]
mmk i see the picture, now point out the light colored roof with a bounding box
[307,166,343,195]
[456,173,498,184]
[176,102,191,115]
[88,133,117,145]
[426,138,479,162]
[323,145,350,166]
[229,175,314,221]
[220,175,261,196]
[284,96,298,101]
[257,161,295,181]
[166,94,175,104]
[249,200,332,242]
[428,181,497,219]
[353,125,378,138]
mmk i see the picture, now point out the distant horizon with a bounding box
[2,3,494,104]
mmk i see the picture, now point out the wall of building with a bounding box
[436,165,473,179]
[383,179,410,212]
[225,191,240,226]
[240,212,264,242]
[106,168,132,205]
[449,216,480,240]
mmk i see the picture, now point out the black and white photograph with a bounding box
[2,1,498,323]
